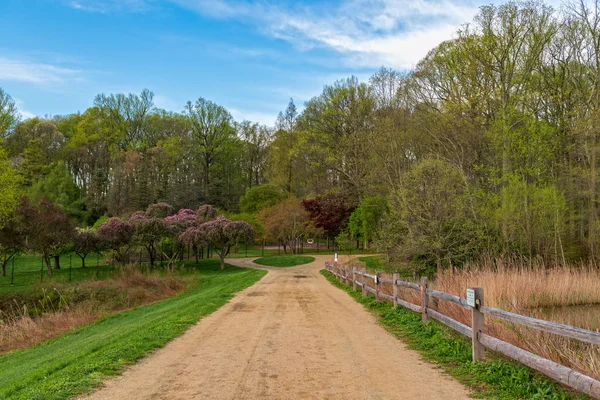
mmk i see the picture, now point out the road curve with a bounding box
[85,255,470,400]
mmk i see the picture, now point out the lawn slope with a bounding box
[0,260,266,400]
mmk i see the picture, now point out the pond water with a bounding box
[539,303,600,331]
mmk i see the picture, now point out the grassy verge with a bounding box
[254,255,315,267]
[348,255,415,278]
[0,260,266,400]
[320,269,587,400]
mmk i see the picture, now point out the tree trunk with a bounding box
[44,254,53,276]
[1,260,6,277]
[219,253,225,270]
[80,256,86,268]
[54,255,61,270]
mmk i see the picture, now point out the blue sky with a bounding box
[1,0,517,126]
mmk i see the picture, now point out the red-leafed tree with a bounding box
[0,219,25,276]
[97,217,134,267]
[302,194,354,243]
[180,216,254,270]
[17,197,74,276]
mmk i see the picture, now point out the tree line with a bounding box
[2,0,600,274]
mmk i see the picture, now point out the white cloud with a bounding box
[229,107,277,127]
[171,0,479,69]
[14,99,37,120]
[68,0,154,13]
[0,57,83,85]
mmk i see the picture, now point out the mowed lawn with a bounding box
[0,260,266,400]
[0,253,111,294]
[253,255,315,267]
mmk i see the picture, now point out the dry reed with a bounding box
[0,266,190,354]
[355,255,600,380]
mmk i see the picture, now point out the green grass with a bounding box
[349,255,416,278]
[0,260,266,400]
[227,245,337,258]
[253,255,315,267]
[0,253,111,294]
[321,269,587,400]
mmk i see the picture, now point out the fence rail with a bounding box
[324,261,600,399]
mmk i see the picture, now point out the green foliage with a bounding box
[18,139,48,187]
[383,159,491,271]
[239,184,285,214]
[0,147,19,228]
[226,212,265,241]
[253,255,315,267]
[28,162,87,223]
[497,179,568,258]
[92,215,110,230]
[348,197,387,249]
[321,270,586,400]
[0,260,266,399]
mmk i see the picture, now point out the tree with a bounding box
[238,120,271,188]
[185,97,236,204]
[0,88,18,138]
[239,184,285,214]
[97,217,134,267]
[17,198,74,275]
[180,216,254,270]
[129,211,168,267]
[299,77,377,202]
[259,197,318,253]
[0,147,19,228]
[302,194,354,243]
[348,197,388,249]
[386,159,489,271]
[72,228,100,268]
[93,89,154,150]
[146,202,174,219]
[28,162,86,223]
[0,219,25,276]
[197,204,218,223]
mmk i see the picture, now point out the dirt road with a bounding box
[86,255,470,399]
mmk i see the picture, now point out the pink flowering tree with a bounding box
[97,217,134,267]
[163,208,198,265]
[180,216,254,270]
[197,204,217,223]
[146,202,175,219]
[72,227,100,268]
[129,210,169,267]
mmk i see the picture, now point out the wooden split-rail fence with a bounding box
[325,262,600,399]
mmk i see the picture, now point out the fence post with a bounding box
[421,277,429,323]
[352,267,357,290]
[392,272,399,308]
[469,287,485,362]
[375,271,381,304]
[361,268,367,297]
[345,266,349,286]
[338,263,343,283]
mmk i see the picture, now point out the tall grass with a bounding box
[365,256,600,381]
[0,266,190,354]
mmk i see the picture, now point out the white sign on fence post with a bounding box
[466,288,476,308]
[334,253,338,263]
